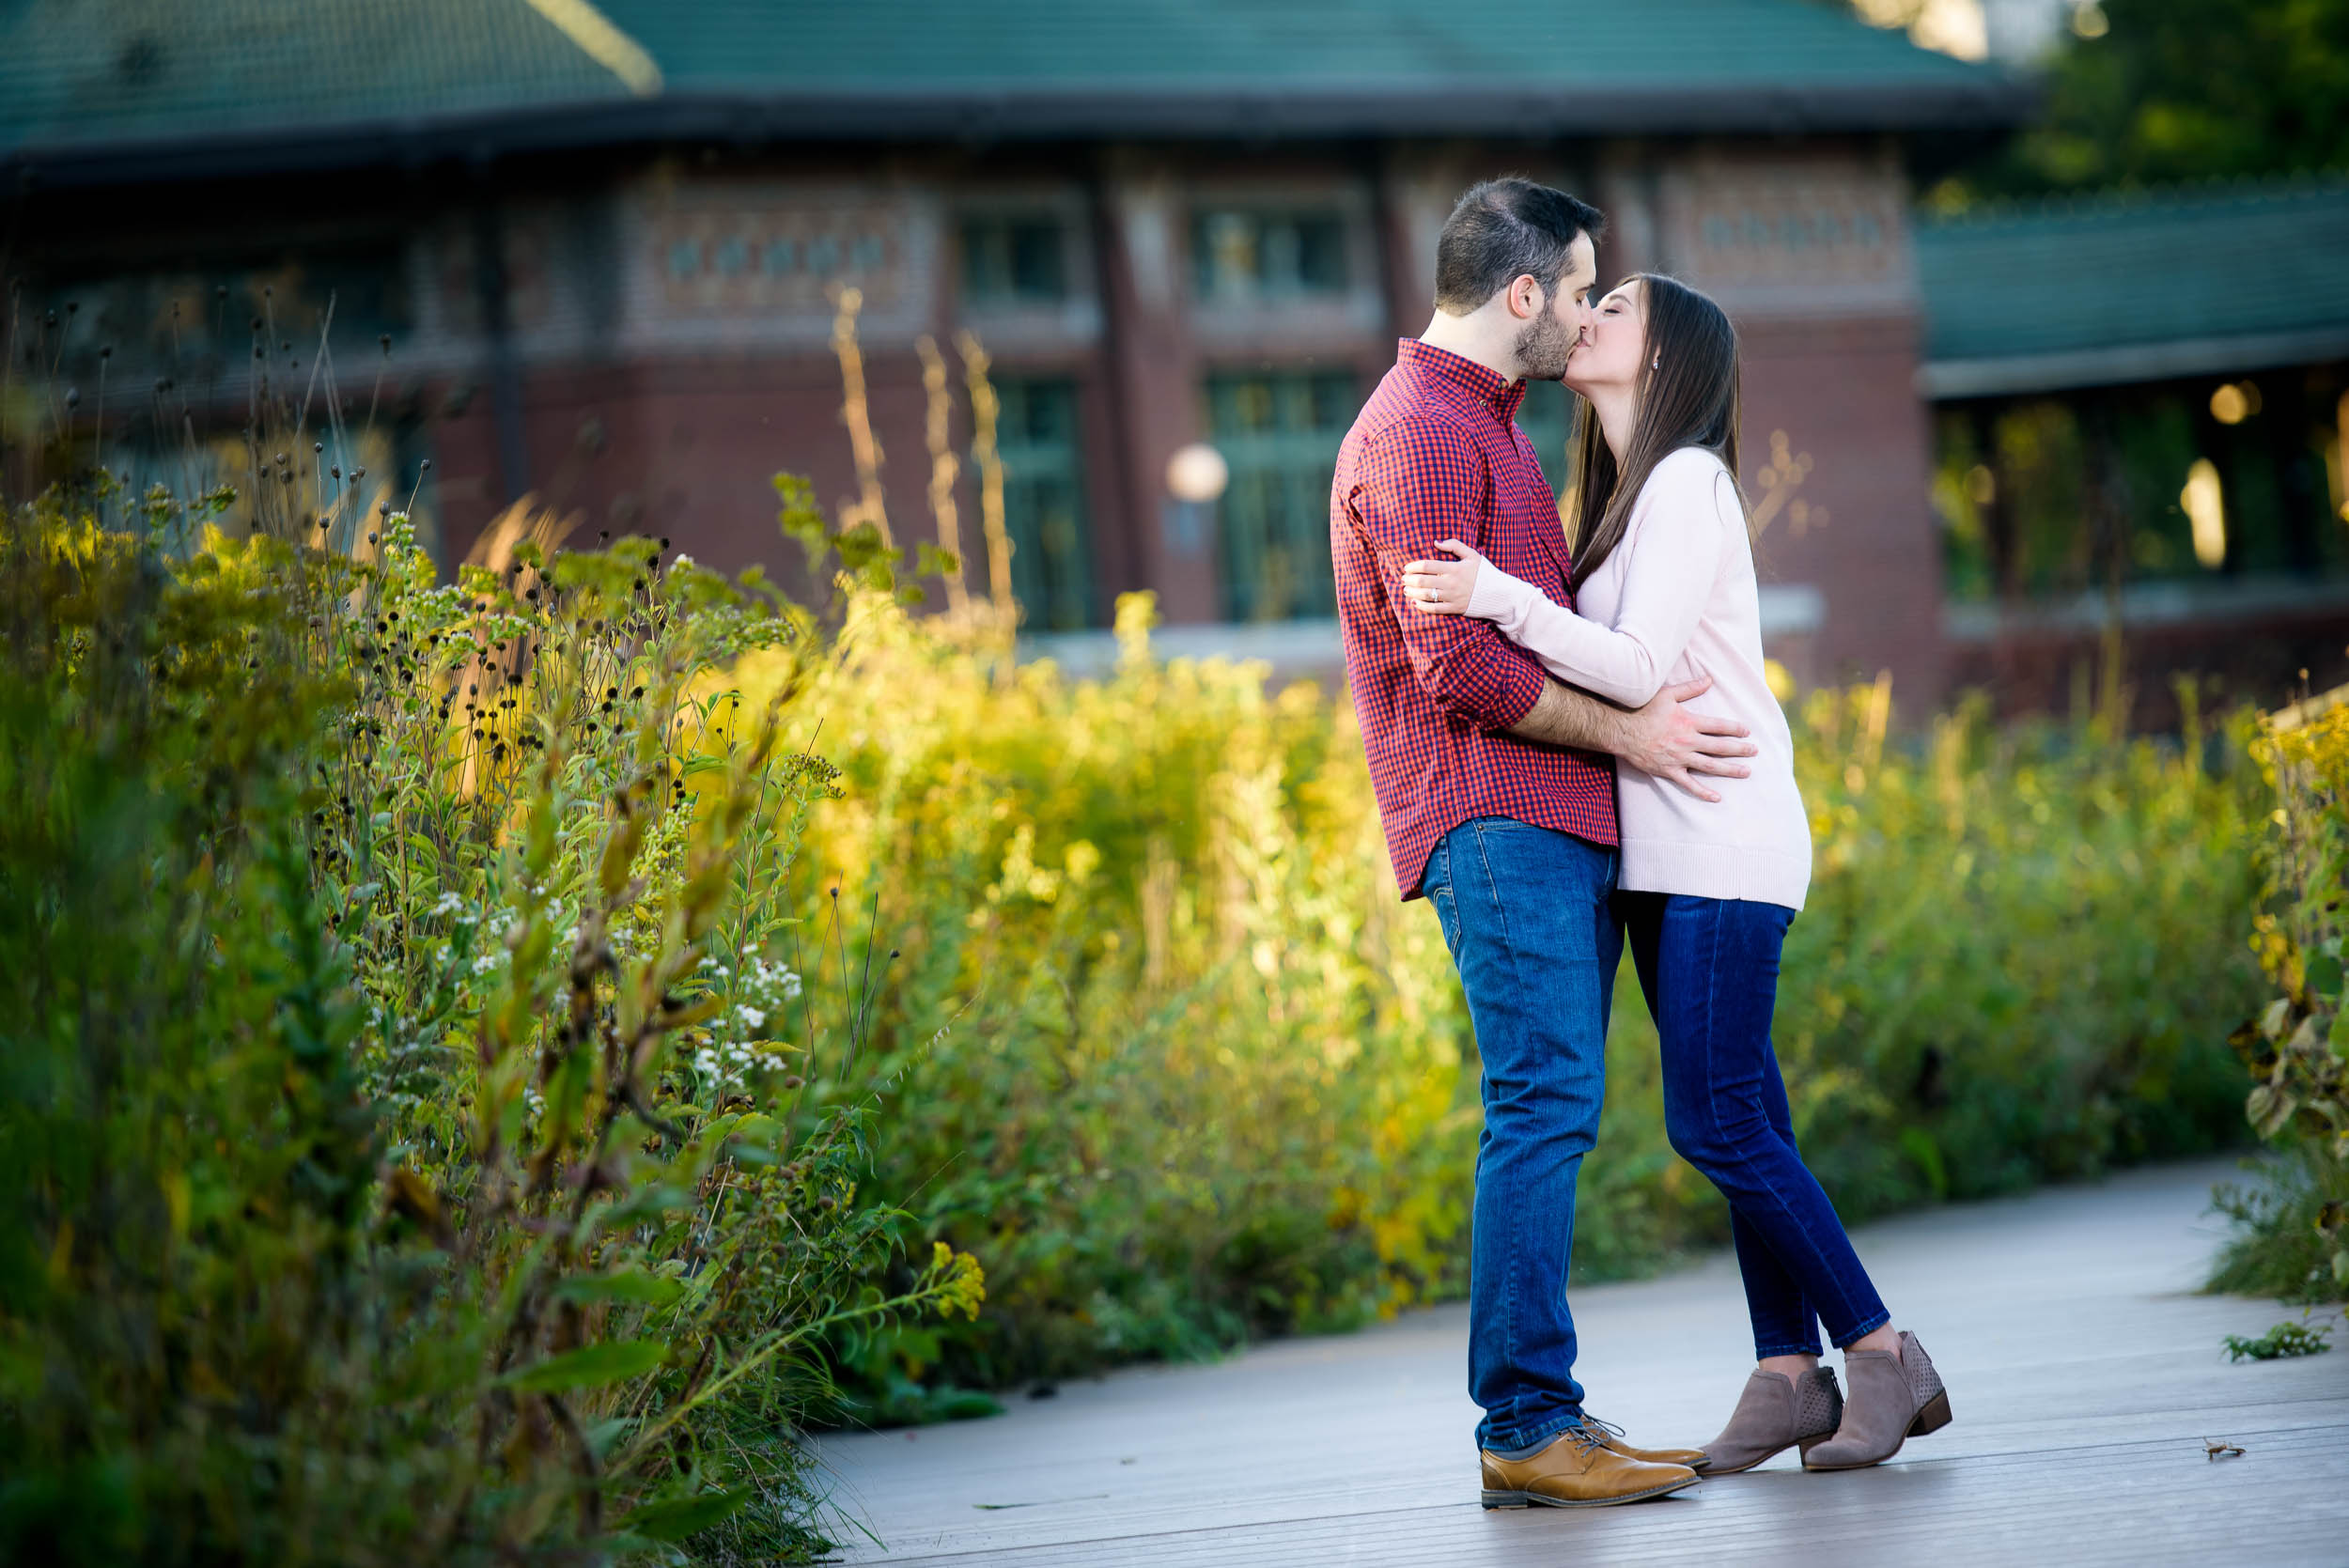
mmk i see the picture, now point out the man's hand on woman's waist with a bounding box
[1507,673,1755,804]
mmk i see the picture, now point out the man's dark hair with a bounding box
[1433,179,1606,314]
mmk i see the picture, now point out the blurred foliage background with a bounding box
[1916,0,2349,205]
[14,0,2345,1538]
[2215,692,2349,1307]
[0,457,2279,1563]
[0,482,982,1565]
[746,581,2268,1411]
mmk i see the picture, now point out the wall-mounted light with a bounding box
[2336,391,2349,523]
[1163,442,1228,558]
[2209,381,2261,426]
[1166,442,1230,505]
[2183,458,2226,569]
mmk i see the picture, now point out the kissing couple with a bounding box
[1330,178,1952,1508]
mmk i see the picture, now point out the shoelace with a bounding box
[1560,1416,1623,1455]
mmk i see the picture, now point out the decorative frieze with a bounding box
[1658,154,1917,318]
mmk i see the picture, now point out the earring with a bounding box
[1651,355,1661,369]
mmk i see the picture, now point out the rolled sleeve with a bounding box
[1352,418,1548,732]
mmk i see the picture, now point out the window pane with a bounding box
[1515,379,1577,499]
[1008,221,1066,300]
[1204,370,1357,622]
[1191,210,1349,301]
[1296,216,1347,292]
[961,217,1068,304]
[990,379,1096,630]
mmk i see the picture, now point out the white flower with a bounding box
[734,1004,765,1031]
[472,954,501,975]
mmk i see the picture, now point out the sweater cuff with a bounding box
[1464,559,1537,626]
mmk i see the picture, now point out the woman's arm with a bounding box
[1409,458,1735,706]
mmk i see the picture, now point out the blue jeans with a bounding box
[1619,893,1890,1358]
[1423,816,1619,1452]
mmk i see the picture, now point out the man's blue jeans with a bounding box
[1423,816,1618,1452]
[1620,892,1890,1358]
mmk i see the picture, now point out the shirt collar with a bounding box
[1398,337,1529,419]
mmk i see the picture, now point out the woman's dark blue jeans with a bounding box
[1619,892,1890,1359]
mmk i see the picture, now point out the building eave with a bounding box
[2,78,2037,191]
[1920,326,2349,399]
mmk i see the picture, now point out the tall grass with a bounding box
[2214,692,2349,1306]
[740,584,2266,1406]
[0,483,980,1564]
[0,280,2276,1554]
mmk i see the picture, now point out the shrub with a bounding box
[749,593,1473,1405]
[2218,694,2349,1305]
[0,483,979,1564]
[1771,680,2263,1217]
[741,588,2265,1405]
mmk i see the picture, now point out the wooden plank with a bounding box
[813,1159,2349,1566]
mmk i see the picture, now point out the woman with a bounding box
[1401,273,1952,1474]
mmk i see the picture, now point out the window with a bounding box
[992,380,1096,630]
[1192,210,1348,302]
[1203,370,1355,622]
[1515,380,1578,502]
[961,216,1069,305]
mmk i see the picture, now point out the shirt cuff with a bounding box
[1481,641,1548,732]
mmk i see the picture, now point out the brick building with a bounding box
[1915,179,2349,719]
[2,0,2030,706]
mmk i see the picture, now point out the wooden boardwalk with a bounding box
[814,1161,2349,1565]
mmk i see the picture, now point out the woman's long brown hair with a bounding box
[1562,274,1746,594]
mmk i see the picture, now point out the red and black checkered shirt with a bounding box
[1331,339,1617,900]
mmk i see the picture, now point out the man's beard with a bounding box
[1514,310,1576,382]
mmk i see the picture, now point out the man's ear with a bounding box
[1506,274,1544,320]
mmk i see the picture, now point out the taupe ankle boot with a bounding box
[1803,1330,1952,1470]
[1697,1366,1843,1473]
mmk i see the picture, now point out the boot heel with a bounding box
[1482,1490,1531,1510]
[1797,1435,1828,1461]
[1907,1389,1952,1436]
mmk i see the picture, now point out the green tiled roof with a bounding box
[602,0,1994,94]
[0,0,635,153]
[2,0,2024,178]
[1915,178,2349,397]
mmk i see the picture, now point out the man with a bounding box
[1330,179,1756,1508]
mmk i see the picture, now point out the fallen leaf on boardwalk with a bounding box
[2205,1437,2246,1460]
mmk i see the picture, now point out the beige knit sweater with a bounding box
[1465,446,1812,911]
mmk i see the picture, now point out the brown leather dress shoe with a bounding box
[1583,1414,1708,1468]
[1480,1424,1703,1509]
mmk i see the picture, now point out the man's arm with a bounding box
[1352,419,1548,733]
[1510,674,1757,804]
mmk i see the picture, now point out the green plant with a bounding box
[1771,678,2263,1219]
[0,478,981,1564]
[729,578,2263,1405]
[2218,693,2349,1302]
[2222,1316,2337,1361]
[2211,1142,2349,1302]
